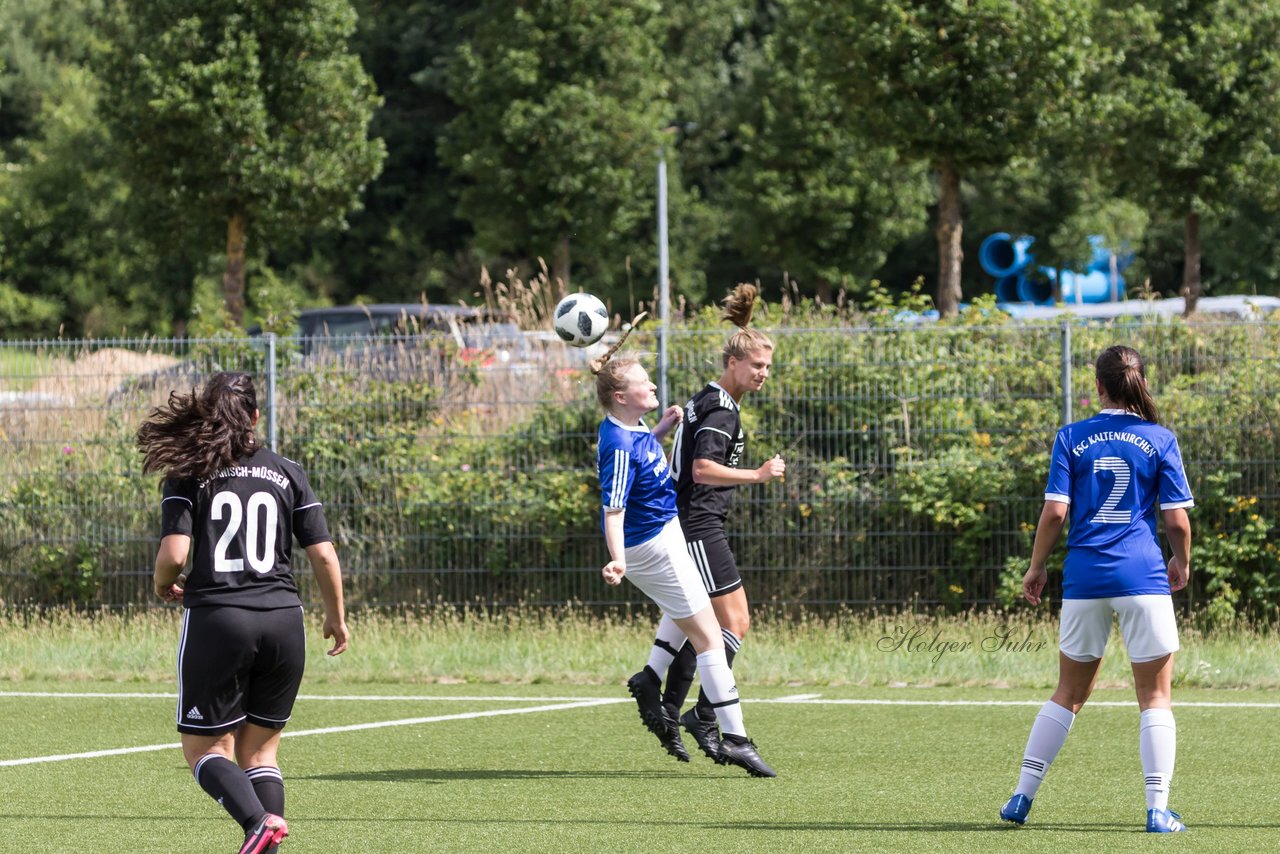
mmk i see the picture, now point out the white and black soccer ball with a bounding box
[553,292,609,348]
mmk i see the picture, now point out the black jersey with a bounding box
[671,382,746,539]
[160,446,332,609]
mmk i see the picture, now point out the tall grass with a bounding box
[3,607,1277,689]
[0,347,52,391]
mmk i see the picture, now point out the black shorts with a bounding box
[685,532,742,598]
[176,605,306,736]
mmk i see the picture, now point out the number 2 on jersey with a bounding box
[1091,456,1132,525]
[211,491,278,573]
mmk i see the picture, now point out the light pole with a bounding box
[657,148,670,410]
[656,123,694,411]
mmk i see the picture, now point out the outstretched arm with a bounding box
[692,455,785,486]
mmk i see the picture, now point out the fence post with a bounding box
[656,154,670,410]
[1060,318,1072,426]
[266,333,278,452]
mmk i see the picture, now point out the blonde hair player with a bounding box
[629,284,786,764]
[592,315,776,777]
[999,345,1193,833]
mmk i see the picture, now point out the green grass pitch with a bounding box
[2,683,1278,852]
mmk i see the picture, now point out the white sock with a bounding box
[695,648,745,737]
[1015,700,1076,799]
[1140,707,1176,811]
[645,614,687,677]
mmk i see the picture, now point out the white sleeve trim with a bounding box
[161,495,192,505]
[1161,499,1195,510]
[609,449,628,508]
[1044,492,1071,505]
[694,426,732,439]
[293,501,322,512]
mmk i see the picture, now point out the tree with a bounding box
[797,0,1090,315]
[0,0,176,337]
[0,232,62,333]
[297,0,476,305]
[647,0,761,305]
[1094,0,1280,313]
[440,0,669,291]
[100,0,385,325]
[1,0,101,154]
[0,60,179,336]
[721,8,931,296]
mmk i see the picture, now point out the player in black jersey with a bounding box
[628,284,786,765]
[138,372,348,854]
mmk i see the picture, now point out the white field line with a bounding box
[0,692,616,702]
[0,698,624,768]
[2,691,1279,710]
[754,698,1280,710]
[4,692,1277,768]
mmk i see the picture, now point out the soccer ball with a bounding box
[553,293,609,347]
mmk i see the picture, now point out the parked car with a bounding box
[289,303,542,375]
[289,304,492,352]
[247,303,516,364]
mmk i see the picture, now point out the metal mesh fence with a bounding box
[2,318,1278,611]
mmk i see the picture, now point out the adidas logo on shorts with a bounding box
[185,706,204,721]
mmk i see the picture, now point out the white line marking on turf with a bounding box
[0,692,617,702]
[0,692,174,700]
[0,741,180,767]
[751,699,1280,708]
[5,692,1277,767]
[3,691,1280,709]
[0,698,626,768]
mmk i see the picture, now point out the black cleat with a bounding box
[680,706,721,761]
[626,670,688,762]
[661,703,691,762]
[716,737,777,778]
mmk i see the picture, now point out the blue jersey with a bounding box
[597,414,677,547]
[1045,409,1194,599]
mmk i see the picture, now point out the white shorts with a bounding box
[623,518,711,619]
[1059,595,1180,663]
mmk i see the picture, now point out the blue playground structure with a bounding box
[979,233,1131,306]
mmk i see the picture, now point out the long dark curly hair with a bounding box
[137,372,259,479]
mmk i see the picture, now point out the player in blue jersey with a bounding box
[999,346,1193,833]
[591,326,776,777]
[138,372,349,854]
